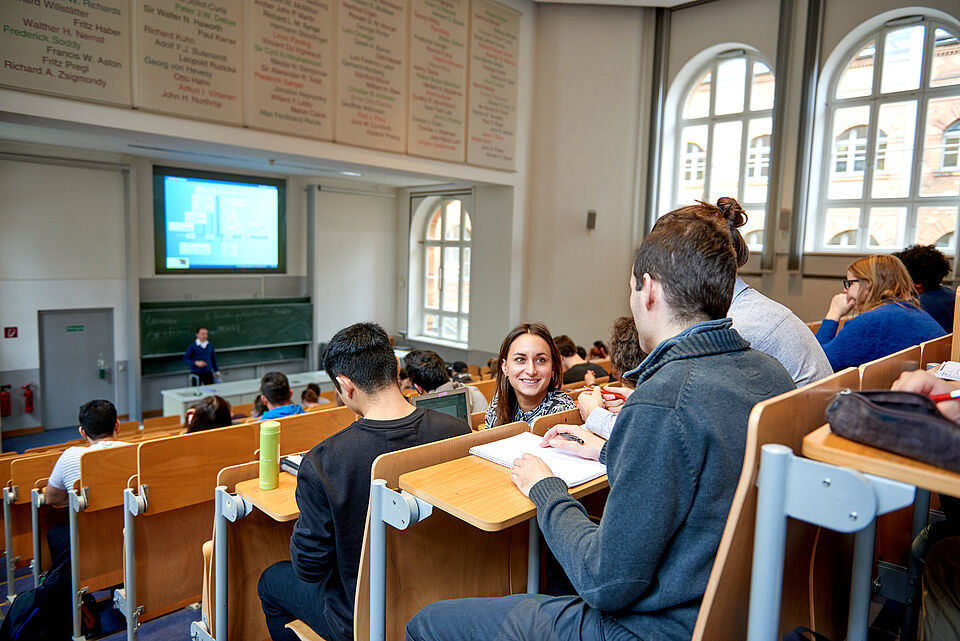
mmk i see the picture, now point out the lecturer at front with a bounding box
[184,327,221,385]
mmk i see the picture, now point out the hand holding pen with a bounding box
[540,425,604,461]
[892,369,960,422]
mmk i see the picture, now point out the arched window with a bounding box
[409,193,472,345]
[813,18,960,253]
[672,51,775,249]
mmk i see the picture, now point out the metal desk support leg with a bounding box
[369,480,433,641]
[69,487,89,641]
[848,519,878,641]
[30,488,43,587]
[114,487,147,641]
[527,518,540,594]
[3,485,18,603]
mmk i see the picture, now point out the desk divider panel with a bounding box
[132,422,259,621]
[530,408,581,434]
[465,378,496,401]
[920,333,952,369]
[469,410,485,430]
[118,420,140,437]
[859,345,921,391]
[691,367,860,641]
[76,443,138,594]
[9,451,63,572]
[277,406,357,456]
[356,422,531,641]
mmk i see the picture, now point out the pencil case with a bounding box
[825,389,960,473]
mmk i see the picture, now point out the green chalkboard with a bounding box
[140,298,312,358]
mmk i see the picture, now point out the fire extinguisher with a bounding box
[0,385,11,417]
[22,383,34,414]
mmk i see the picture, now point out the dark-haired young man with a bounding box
[406,209,795,641]
[554,335,609,384]
[258,323,470,641]
[259,371,305,420]
[404,350,489,413]
[895,244,955,333]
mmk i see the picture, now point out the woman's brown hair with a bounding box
[847,255,921,314]
[608,317,646,387]
[186,395,233,433]
[492,322,564,428]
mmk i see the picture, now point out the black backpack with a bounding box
[0,551,72,641]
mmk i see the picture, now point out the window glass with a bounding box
[880,26,925,94]
[415,196,472,344]
[462,247,471,314]
[425,246,440,309]
[442,247,460,312]
[709,121,742,201]
[921,109,960,197]
[444,200,462,240]
[427,208,442,240]
[867,206,906,248]
[823,208,861,247]
[715,58,746,115]
[744,118,772,204]
[678,126,708,203]
[917,206,959,245]
[871,101,917,199]
[683,71,711,119]
[931,29,960,88]
[836,41,875,99]
[828,108,870,200]
[750,62,775,111]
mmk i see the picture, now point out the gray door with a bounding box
[39,309,115,430]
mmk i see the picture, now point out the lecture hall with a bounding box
[1,0,959,639]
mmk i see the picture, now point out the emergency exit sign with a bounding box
[66,325,85,333]
[3,327,16,339]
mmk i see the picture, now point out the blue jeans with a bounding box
[405,594,637,641]
[258,561,335,641]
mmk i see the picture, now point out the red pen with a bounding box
[600,386,627,401]
[929,390,960,403]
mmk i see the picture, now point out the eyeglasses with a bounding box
[842,278,862,290]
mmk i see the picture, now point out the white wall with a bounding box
[522,5,648,344]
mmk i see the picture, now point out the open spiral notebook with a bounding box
[469,432,607,488]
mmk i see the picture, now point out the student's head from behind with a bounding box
[608,317,646,388]
[78,399,118,440]
[301,388,322,410]
[493,322,563,428]
[324,322,398,408]
[260,371,292,408]
[186,395,232,434]
[845,255,921,315]
[306,382,321,396]
[196,326,209,342]
[894,244,950,293]
[404,350,450,393]
[553,335,577,359]
[631,207,737,350]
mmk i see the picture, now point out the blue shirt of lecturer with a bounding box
[184,327,220,385]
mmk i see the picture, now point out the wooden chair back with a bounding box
[118,420,140,437]
[10,451,61,506]
[590,358,611,372]
[858,344,921,390]
[74,443,138,594]
[142,414,182,432]
[691,367,861,641]
[320,389,340,404]
[230,402,255,419]
[470,410,486,430]
[479,366,493,380]
[0,452,22,553]
[467,365,482,380]
[530,408,581,433]
[561,377,608,392]
[355,423,530,641]
[920,333,952,369]
[277,406,357,455]
[465,378,497,402]
[131,422,258,621]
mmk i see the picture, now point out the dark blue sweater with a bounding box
[919,286,955,334]
[183,342,218,374]
[816,302,945,371]
[528,319,795,641]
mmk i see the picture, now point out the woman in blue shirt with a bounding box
[816,255,945,371]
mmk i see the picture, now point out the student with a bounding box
[183,327,220,385]
[185,395,233,433]
[44,400,126,560]
[816,255,945,370]
[449,361,473,384]
[554,335,609,384]
[709,197,834,386]
[404,350,488,413]
[259,372,305,420]
[300,388,329,411]
[576,316,646,439]
[894,244,955,333]
[588,341,608,360]
[483,323,576,429]
[257,322,470,641]
[406,207,795,641]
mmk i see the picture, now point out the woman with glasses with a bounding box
[816,255,944,370]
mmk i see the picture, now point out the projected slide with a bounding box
[162,176,280,270]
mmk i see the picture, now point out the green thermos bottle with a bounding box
[259,420,281,490]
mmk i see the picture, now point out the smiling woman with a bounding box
[484,322,576,429]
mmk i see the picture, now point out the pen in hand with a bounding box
[557,432,584,445]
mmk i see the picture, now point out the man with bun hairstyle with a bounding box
[406,206,795,641]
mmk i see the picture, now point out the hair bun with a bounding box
[716,197,747,229]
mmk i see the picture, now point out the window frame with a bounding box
[811,17,960,256]
[670,50,776,252]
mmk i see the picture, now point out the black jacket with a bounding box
[290,407,470,641]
